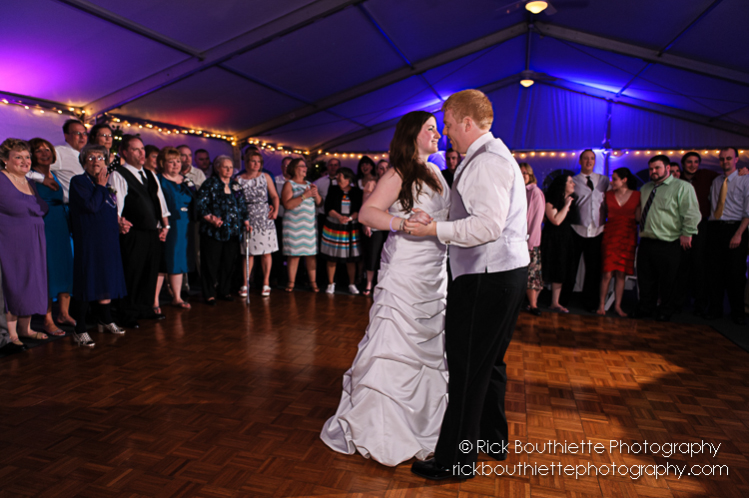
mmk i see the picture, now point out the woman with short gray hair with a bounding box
[195,155,250,304]
[68,143,127,347]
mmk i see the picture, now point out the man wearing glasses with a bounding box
[49,119,88,203]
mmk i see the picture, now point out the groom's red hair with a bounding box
[442,89,493,130]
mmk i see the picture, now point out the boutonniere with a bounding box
[107,185,117,196]
[184,178,195,189]
[231,183,241,192]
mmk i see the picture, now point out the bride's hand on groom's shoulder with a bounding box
[408,208,433,225]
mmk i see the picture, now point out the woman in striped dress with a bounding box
[281,158,322,292]
[321,167,363,295]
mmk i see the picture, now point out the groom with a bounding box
[406,89,529,479]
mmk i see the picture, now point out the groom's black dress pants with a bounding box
[434,267,527,468]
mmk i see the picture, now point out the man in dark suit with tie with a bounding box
[110,135,170,326]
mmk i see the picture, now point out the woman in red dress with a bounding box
[597,168,641,317]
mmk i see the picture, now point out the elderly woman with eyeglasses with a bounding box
[68,144,128,347]
[0,138,50,352]
[196,155,250,304]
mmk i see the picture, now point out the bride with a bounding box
[320,111,451,466]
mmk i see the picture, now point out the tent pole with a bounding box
[603,100,613,177]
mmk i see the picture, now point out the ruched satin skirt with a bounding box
[320,230,449,466]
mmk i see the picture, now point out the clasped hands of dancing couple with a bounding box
[320,90,530,482]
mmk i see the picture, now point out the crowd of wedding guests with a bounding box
[0,118,747,355]
[0,119,394,353]
[521,148,749,325]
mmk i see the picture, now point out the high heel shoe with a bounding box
[73,332,95,348]
[97,322,125,335]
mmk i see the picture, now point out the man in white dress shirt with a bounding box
[313,157,340,217]
[178,145,206,188]
[706,147,749,324]
[110,135,170,325]
[47,119,88,203]
[407,90,529,480]
[564,149,609,310]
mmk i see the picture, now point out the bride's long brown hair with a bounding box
[389,111,442,212]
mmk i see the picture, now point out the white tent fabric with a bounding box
[1,0,747,163]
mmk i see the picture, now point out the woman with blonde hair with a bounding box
[154,147,194,310]
[281,158,321,291]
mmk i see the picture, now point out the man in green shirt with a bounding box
[635,155,700,322]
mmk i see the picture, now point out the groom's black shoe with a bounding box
[486,450,508,461]
[411,458,473,480]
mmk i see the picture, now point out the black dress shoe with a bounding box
[411,458,472,480]
[217,294,234,302]
[0,342,27,355]
[206,298,217,306]
[485,450,508,461]
[528,307,542,317]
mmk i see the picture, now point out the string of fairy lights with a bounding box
[3,96,746,160]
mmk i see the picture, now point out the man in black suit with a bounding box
[110,135,170,326]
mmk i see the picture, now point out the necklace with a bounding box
[3,170,30,190]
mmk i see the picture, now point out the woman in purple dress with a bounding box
[0,138,49,351]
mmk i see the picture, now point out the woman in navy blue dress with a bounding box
[30,138,75,335]
[68,144,128,347]
[154,146,193,309]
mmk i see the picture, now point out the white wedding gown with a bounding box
[320,164,450,466]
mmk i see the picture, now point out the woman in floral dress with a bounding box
[236,149,279,297]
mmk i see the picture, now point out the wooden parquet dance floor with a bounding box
[0,291,747,498]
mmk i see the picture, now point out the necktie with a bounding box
[586,176,594,190]
[640,184,660,226]
[139,170,148,185]
[713,176,728,220]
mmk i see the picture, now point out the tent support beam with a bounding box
[238,22,528,140]
[534,22,747,85]
[83,0,365,117]
[310,74,523,153]
[56,0,203,59]
[357,4,444,103]
[312,70,746,154]
[539,78,748,136]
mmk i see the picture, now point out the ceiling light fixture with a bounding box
[519,70,535,88]
[525,1,548,14]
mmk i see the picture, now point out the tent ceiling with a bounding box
[3,0,747,152]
